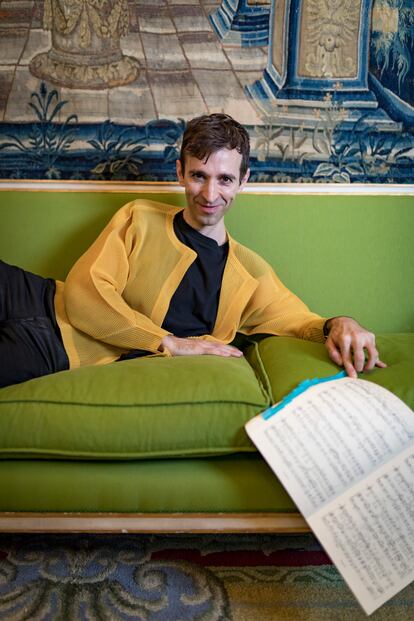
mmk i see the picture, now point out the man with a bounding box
[0,113,385,388]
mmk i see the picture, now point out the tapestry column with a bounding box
[246,0,397,128]
[209,0,271,47]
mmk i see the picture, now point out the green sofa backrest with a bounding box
[1,189,413,334]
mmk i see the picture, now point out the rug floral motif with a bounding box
[0,535,229,620]
[0,534,413,620]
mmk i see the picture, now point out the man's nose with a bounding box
[201,180,218,203]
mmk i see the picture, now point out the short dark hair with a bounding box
[179,113,250,182]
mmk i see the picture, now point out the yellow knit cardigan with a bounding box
[54,200,326,368]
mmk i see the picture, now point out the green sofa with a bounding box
[1,187,413,533]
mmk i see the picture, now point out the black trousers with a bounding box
[0,261,69,388]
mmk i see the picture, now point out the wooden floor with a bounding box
[0,512,310,534]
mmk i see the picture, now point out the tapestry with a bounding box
[1,533,413,619]
[0,0,413,183]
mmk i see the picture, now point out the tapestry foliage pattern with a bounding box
[0,0,413,183]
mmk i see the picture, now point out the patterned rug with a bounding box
[0,533,413,620]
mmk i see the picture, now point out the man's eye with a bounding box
[220,176,232,184]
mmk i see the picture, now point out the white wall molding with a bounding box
[0,180,413,195]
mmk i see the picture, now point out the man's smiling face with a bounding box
[176,148,249,244]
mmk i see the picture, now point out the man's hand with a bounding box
[324,316,386,378]
[161,335,243,358]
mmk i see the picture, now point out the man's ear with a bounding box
[176,160,185,185]
[239,167,250,190]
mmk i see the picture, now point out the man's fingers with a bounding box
[325,340,343,366]
[351,345,365,373]
[326,335,358,378]
[326,335,387,377]
[338,340,358,379]
[162,335,243,357]
[324,318,387,378]
[364,357,387,372]
[199,342,243,357]
[361,343,380,372]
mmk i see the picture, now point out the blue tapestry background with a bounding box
[0,0,413,183]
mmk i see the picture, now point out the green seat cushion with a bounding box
[0,455,296,512]
[246,333,414,409]
[0,355,269,460]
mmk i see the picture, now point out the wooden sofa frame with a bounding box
[0,512,309,534]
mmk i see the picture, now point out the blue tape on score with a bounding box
[262,370,347,420]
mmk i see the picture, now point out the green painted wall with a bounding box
[1,190,413,334]
[226,194,414,335]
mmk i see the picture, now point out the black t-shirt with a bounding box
[162,210,228,337]
[118,210,228,360]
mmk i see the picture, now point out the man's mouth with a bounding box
[198,203,221,212]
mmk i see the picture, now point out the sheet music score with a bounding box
[246,377,414,615]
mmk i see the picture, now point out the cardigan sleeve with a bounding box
[63,204,170,353]
[238,262,326,343]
